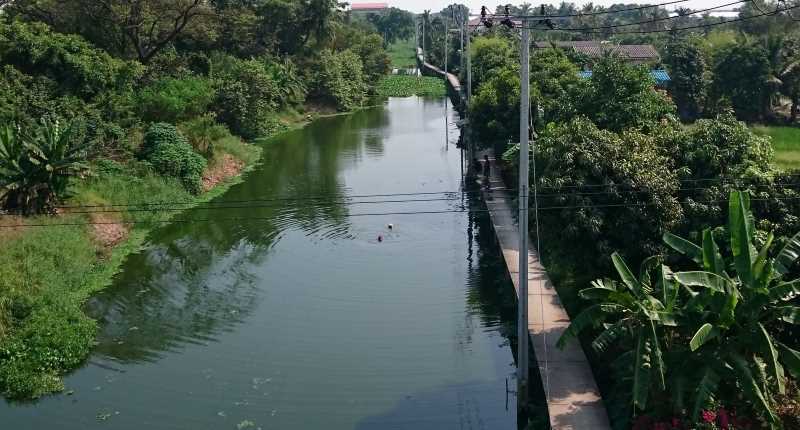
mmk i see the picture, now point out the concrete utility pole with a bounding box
[465,22,472,102]
[518,18,531,410]
[444,17,448,150]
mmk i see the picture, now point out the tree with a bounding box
[7,0,213,63]
[559,191,800,426]
[468,36,516,93]
[576,55,675,132]
[712,42,772,121]
[366,7,414,45]
[665,37,709,120]
[526,117,683,273]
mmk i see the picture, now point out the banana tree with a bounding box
[664,191,800,426]
[557,253,683,417]
[559,191,800,426]
[0,119,89,215]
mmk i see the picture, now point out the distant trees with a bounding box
[712,43,772,121]
[366,7,414,45]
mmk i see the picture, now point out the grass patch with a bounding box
[752,125,800,170]
[377,75,446,98]
[386,39,417,69]
[0,135,263,400]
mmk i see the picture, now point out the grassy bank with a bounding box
[387,39,417,68]
[377,75,447,98]
[0,131,270,399]
[752,125,800,170]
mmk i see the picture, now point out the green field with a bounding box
[386,39,417,69]
[752,125,800,170]
[377,75,446,98]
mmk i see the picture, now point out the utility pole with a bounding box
[444,16,449,151]
[517,17,531,412]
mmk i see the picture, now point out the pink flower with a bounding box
[717,407,730,429]
[652,422,668,430]
[633,415,653,430]
[701,410,717,423]
[671,417,681,429]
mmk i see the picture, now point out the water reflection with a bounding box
[3,98,517,430]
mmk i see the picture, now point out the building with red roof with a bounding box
[350,2,389,14]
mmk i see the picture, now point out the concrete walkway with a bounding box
[479,154,611,430]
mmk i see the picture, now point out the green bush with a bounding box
[140,123,206,194]
[523,117,683,272]
[0,20,140,98]
[137,76,214,123]
[212,55,279,139]
[308,49,367,111]
[178,115,233,158]
[0,119,90,215]
[559,191,800,426]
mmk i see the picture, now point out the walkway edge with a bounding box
[480,153,612,430]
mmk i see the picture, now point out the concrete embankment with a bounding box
[479,154,612,430]
[416,48,463,108]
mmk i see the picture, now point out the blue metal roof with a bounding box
[578,69,671,84]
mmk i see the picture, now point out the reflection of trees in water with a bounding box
[85,105,392,363]
[86,238,261,364]
[464,188,517,342]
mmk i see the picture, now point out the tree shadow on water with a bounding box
[354,380,517,430]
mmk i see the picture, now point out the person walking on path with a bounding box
[483,155,491,180]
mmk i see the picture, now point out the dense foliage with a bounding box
[559,192,800,428]
[0,119,89,214]
[140,123,206,193]
[0,0,394,401]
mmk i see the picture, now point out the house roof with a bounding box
[351,2,388,10]
[535,41,660,61]
[579,69,671,84]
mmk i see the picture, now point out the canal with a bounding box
[2,97,519,429]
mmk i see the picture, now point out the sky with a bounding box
[386,0,736,14]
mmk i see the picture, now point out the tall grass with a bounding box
[752,125,800,170]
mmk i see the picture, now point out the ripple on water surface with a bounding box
[2,98,518,430]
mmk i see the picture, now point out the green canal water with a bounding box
[2,97,519,429]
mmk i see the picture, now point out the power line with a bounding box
[5,193,800,229]
[25,172,800,214]
[30,179,800,216]
[536,2,800,34]
[553,0,749,32]
[471,0,693,19]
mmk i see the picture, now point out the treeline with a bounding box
[465,3,800,428]
[0,0,392,213]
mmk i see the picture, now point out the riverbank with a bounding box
[0,112,322,400]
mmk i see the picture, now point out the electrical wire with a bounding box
[532,2,800,34]
[5,194,800,229]
[553,0,749,32]
[9,175,800,216]
[470,0,693,19]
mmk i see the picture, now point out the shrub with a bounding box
[178,115,232,158]
[212,55,279,139]
[139,123,206,194]
[137,76,214,123]
[308,49,367,111]
[0,118,90,215]
[524,117,683,272]
[0,20,140,98]
[559,191,800,427]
